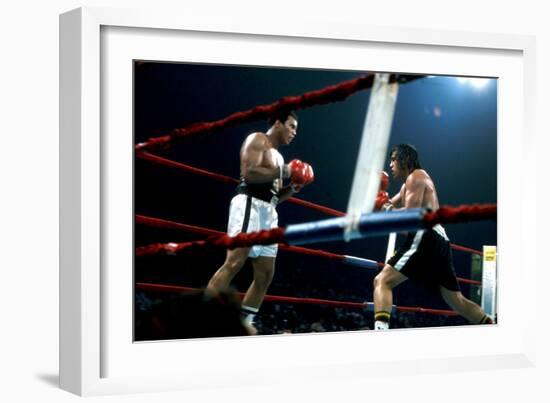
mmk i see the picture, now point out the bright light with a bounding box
[456,77,490,89]
[469,78,490,88]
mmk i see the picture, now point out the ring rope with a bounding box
[424,205,497,226]
[135,74,423,151]
[136,282,459,317]
[137,152,345,217]
[137,152,483,255]
[138,151,238,185]
[136,73,390,152]
[136,205,495,255]
[136,215,349,263]
[447,243,483,256]
[136,214,481,286]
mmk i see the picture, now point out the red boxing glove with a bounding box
[375,190,390,210]
[287,159,315,187]
[380,171,389,191]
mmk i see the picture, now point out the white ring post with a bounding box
[344,73,399,241]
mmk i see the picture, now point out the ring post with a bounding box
[344,73,399,241]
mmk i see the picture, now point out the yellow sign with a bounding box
[484,246,497,262]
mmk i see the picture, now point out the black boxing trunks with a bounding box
[387,224,460,292]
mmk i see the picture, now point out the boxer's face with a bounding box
[390,152,406,180]
[279,116,297,145]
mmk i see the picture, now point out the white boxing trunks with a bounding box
[227,194,279,258]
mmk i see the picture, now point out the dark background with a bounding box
[134,61,497,337]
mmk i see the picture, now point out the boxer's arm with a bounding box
[381,184,404,211]
[403,172,426,208]
[390,186,404,208]
[241,133,280,184]
[275,186,297,204]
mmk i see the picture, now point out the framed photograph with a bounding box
[60,6,536,396]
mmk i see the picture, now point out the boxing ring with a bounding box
[134,72,497,334]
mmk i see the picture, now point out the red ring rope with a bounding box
[138,152,345,217]
[135,74,378,152]
[424,204,497,226]
[137,153,486,256]
[450,244,483,256]
[136,204,495,256]
[136,282,459,316]
[136,214,481,286]
[136,214,345,262]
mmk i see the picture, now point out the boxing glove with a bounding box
[375,190,390,210]
[287,159,314,187]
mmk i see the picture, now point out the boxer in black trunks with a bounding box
[372,144,493,330]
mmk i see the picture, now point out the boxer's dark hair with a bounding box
[391,144,421,172]
[268,110,297,127]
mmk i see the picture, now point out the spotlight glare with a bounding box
[469,78,490,88]
[456,77,490,89]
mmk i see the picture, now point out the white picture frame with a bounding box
[60,6,537,396]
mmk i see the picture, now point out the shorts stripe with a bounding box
[432,224,449,241]
[394,230,425,271]
[241,196,252,232]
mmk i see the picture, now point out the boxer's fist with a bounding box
[287,159,314,187]
[380,171,389,191]
[375,190,390,210]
